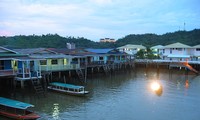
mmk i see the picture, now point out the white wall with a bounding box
[163,48,191,56]
[191,48,200,56]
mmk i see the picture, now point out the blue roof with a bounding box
[0,97,34,109]
[50,82,84,89]
[86,48,113,54]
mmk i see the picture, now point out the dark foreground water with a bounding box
[1,68,200,120]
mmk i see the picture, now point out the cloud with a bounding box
[0,0,199,41]
[89,0,112,5]
[0,0,94,35]
[0,30,13,36]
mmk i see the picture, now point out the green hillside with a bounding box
[0,29,199,48]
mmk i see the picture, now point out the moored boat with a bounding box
[0,97,40,120]
[48,82,89,96]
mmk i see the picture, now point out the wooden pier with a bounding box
[135,59,200,75]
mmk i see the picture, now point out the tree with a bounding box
[135,49,146,59]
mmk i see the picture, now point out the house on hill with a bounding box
[117,44,146,58]
[160,42,192,61]
[150,45,164,57]
[191,44,200,61]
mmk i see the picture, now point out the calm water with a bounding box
[1,68,200,120]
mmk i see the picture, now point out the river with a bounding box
[1,68,200,120]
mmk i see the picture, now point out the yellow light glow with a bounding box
[151,82,161,91]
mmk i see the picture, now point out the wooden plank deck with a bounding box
[0,70,16,77]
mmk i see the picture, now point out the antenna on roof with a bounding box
[184,22,186,31]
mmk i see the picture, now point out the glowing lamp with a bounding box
[151,82,161,91]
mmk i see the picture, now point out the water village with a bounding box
[0,42,200,119]
[0,42,200,88]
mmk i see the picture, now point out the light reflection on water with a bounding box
[1,68,200,120]
[52,103,60,120]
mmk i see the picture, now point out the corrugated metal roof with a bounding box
[14,48,45,54]
[0,46,19,54]
[193,44,200,48]
[51,48,97,56]
[117,44,146,49]
[164,42,191,48]
[30,54,72,59]
[14,48,72,59]
[0,53,27,57]
[14,48,58,54]
[151,45,164,49]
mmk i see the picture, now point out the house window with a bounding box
[163,49,165,53]
[51,59,58,65]
[176,48,182,51]
[196,48,200,51]
[63,59,67,65]
[170,48,172,54]
[40,60,47,65]
[99,57,104,61]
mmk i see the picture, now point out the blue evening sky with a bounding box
[0,0,200,41]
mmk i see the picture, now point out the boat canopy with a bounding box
[50,82,84,89]
[0,97,34,110]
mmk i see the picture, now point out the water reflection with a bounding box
[150,81,163,96]
[185,80,189,89]
[52,103,60,120]
[176,80,181,90]
[1,68,200,120]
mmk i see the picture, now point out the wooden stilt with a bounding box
[92,68,94,74]
[47,74,50,83]
[63,75,66,83]
[50,72,52,82]
[20,80,24,89]
[59,72,61,79]
[69,71,71,78]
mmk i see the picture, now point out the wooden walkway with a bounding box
[135,59,200,74]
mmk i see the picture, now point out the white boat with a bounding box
[48,82,89,96]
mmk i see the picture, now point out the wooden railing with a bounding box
[0,69,16,77]
[40,64,80,71]
[135,59,200,64]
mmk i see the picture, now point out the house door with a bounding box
[0,61,4,70]
[170,48,172,54]
[30,61,34,72]
[87,57,91,64]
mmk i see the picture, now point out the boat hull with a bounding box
[0,110,40,120]
[48,86,89,97]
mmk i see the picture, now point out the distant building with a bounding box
[159,42,192,61]
[117,44,146,55]
[100,38,116,43]
[150,45,164,56]
[191,44,200,61]
[66,43,75,49]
